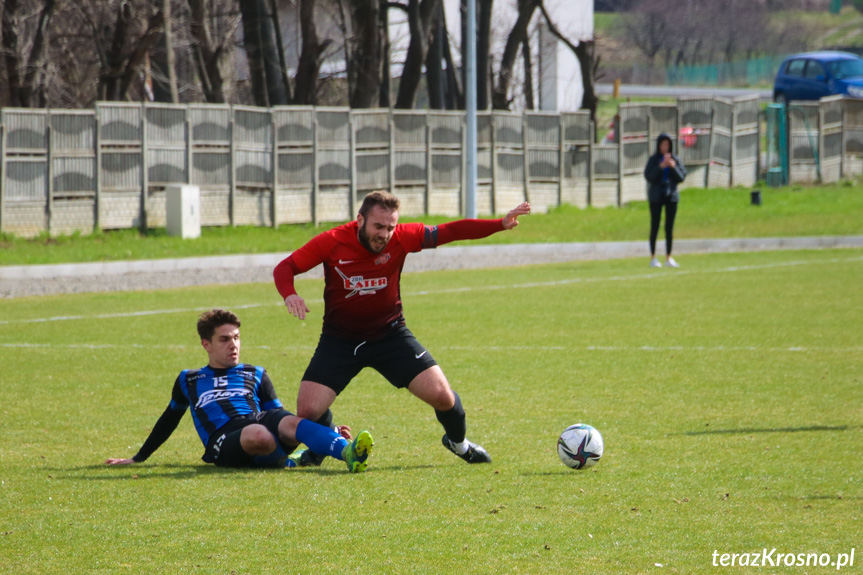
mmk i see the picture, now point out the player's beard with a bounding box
[357,221,388,253]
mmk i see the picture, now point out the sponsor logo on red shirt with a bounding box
[335,266,388,298]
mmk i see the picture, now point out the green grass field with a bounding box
[1,248,861,574]
[2,184,862,266]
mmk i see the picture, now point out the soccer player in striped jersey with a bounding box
[105,309,373,472]
[274,191,530,466]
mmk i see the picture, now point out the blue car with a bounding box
[773,51,863,103]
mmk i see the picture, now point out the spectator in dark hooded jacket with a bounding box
[644,133,686,268]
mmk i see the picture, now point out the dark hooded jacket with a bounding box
[644,133,687,203]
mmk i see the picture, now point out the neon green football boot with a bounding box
[342,430,374,473]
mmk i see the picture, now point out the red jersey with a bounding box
[274,218,505,340]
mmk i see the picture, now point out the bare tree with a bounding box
[537,2,598,126]
[491,0,538,110]
[476,0,493,110]
[187,0,231,103]
[81,1,167,102]
[521,34,533,110]
[269,0,293,103]
[426,0,446,109]
[395,0,441,109]
[1,0,24,107]
[294,0,329,105]
[151,0,179,102]
[441,7,462,109]
[622,0,667,66]
[380,0,392,107]
[1,0,59,107]
[239,0,287,107]
[347,0,382,108]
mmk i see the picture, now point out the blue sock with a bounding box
[296,419,349,461]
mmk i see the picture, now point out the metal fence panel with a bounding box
[393,111,426,146]
[525,112,560,183]
[315,108,350,186]
[273,107,314,191]
[789,101,819,162]
[2,109,48,151]
[649,104,678,139]
[190,104,231,144]
[51,111,96,153]
[593,145,619,178]
[678,98,713,166]
[353,110,390,148]
[428,112,462,189]
[233,106,272,187]
[711,99,734,166]
[8,97,861,237]
[819,96,844,183]
[48,111,97,198]
[274,106,314,146]
[561,111,591,144]
[561,112,591,184]
[429,112,462,147]
[53,157,95,196]
[315,108,351,145]
[392,111,427,186]
[1,110,48,202]
[844,99,863,170]
[189,105,230,188]
[619,104,650,175]
[733,96,760,130]
[5,158,47,201]
[353,110,390,190]
[145,104,187,186]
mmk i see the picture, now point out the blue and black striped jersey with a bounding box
[132,364,282,462]
[173,363,283,447]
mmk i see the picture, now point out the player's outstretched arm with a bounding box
[428,202,532,248]
[501,202,531,230]
[284,294,310,321]
[105,404,186,466]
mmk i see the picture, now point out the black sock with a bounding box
[315,409,335,431]
[435,391,466,443]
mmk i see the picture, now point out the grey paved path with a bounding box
[2,236,862,298]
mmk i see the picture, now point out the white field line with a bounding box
[2,255,861,327]
[2,342,861,353]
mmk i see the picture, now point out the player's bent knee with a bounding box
[417,385,455,411]
[296,381,336,421]
[432,388,455,410]
[241,424,277,455]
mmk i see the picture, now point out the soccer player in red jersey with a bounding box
[274,191,530,465]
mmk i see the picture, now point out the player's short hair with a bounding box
[359,190,399,218]
[197,309,241,341]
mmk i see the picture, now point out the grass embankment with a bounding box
[2,183,861,266]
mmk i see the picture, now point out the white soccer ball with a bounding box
[557,423,604,469]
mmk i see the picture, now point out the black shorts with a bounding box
[303,326,438,395]
[204,408,295,468]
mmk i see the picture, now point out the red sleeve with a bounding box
[424,218,505,248]
[273,233,333,299]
